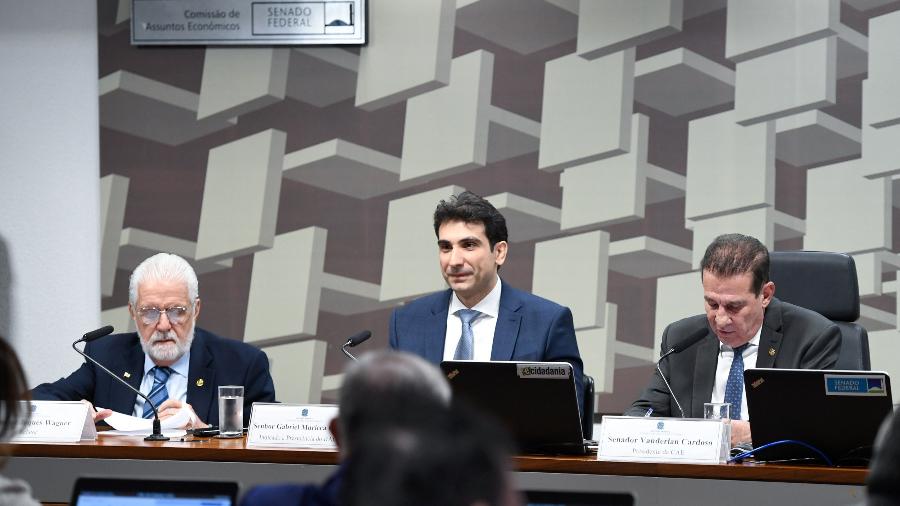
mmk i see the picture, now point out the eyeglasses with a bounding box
[137,306,191,325]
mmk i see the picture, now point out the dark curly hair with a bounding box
[433,191,508,250]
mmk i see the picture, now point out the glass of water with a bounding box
[218,385,244,438]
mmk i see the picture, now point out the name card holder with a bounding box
[597,415,729,464]
[13,401,97,442]
[247,403,338,449]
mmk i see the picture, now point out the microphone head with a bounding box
[347,330,372,347]
[82,325,115,343]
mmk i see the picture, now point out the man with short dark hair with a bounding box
[389,191,585,415]
[626,234,841,444]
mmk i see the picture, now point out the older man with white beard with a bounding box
[32,253,275,428]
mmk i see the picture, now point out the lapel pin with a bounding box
[768,348,776,356]
[196,378,204,387]
[123,372,131,378]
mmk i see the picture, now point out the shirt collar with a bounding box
[719,325,761,353]
[449,276,502,319]
[143,348,191,378]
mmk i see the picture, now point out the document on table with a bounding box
[98,406,190,437]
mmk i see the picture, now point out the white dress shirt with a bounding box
[133,350,190,417]
[710,328,760,421]
[443,277,502,361]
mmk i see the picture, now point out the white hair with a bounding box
[128,253,199,306]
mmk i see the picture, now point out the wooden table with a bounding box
[3,436,868,505]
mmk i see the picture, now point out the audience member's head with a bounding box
[335,350,452,453]
[339,403,521,506]
[0,337,29,443]
[867,411,900,505]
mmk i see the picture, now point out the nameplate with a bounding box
[597,416,728,464]
[247,403,338,449]
[12,401,97,442]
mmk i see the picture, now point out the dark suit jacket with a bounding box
[388,283,585,416]
[625,298,841,418]
[240,463,343,506]
[32,327,275,426]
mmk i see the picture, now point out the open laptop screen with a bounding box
[745,368,893,465]
[440,360,585,455]
[71,477,238,506]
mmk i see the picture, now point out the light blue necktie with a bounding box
[453,309,481,360]
[142,366,172,419]
[723,344,749,420]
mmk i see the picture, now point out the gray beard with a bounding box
[141,325,194,363]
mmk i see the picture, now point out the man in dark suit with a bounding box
[33,253,275,428]
[389,191,584,415]
[625,234,841,445]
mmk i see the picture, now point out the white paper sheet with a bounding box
[100,429,187,438]
[99,405,193,433]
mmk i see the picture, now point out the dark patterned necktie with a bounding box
[723,344,749,419]
[142,366,172,419]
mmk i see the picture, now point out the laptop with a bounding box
[71,477,238,505]
[744,368,894,465]
[440,360,586,455]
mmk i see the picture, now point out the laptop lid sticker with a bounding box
[516,364,570,379]
[824,374,888,396]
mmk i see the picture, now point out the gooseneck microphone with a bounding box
[340,330,372,362]
[72,326,169,442]
[655,326,709,418]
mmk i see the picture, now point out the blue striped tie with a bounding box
[142,366,172,419]
[453,309,481,360]
[724,344,749,420]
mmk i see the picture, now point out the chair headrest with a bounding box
[768,251,860,321]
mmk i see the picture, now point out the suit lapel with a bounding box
[691,332,719,418]
[490,284,522,361]
[108,340,145,414]
[187,330,215,423]
[756,299,783,368]
[422,291,452,363]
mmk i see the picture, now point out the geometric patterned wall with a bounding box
[98,0,900,410]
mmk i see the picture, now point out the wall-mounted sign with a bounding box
[132,0,366,46]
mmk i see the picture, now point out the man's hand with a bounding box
[731,420,752,447]
[155,399,208,429]
[82,400,112,423]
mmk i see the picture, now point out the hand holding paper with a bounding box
[155,399,207,428]
[81,400,112,423]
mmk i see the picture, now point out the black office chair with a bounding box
[582,374,595,440]
[768,250,870,370]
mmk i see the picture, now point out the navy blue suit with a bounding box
[32,327,275,426]
[389,283,585,416]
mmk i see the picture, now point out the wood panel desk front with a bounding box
[3,436,868,505]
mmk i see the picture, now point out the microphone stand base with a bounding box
[144,433,170,442]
